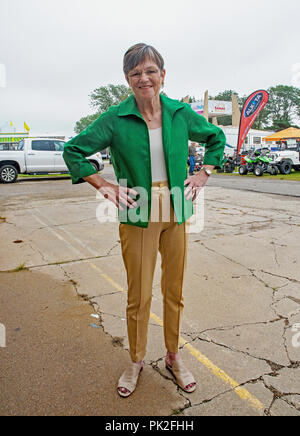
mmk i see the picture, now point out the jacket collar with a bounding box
[118,93,185,119]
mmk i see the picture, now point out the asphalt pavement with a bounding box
[0,165,300,416]
[207,173,300,197]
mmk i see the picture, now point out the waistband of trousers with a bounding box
[151,180,169,188]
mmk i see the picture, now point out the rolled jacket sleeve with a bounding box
[63,109,115,184]
[185,105,226,167]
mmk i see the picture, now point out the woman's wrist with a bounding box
[83,173,108,190]
[200,165,214,177]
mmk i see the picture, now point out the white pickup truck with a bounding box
[0,137,104,183]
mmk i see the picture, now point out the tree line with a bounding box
[74,84,300,134]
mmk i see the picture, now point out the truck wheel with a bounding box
[279,161,292,175]
[254,165,264,176]
[0,165,19,183]
[89,161,99,172]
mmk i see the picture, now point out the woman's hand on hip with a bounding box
[184,172,209,202]
[98,181,138,210]
[83,173,138,210]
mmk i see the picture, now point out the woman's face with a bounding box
[126,58,166,101]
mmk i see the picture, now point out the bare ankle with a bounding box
[166,351,179,361]
[132,360,144,366]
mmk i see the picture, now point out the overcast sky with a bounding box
[0,0,299,136]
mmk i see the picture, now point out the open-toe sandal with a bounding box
[165,359,196,393]
[117,362,143,398]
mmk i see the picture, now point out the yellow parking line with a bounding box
[180,340,265,411]
[87,260,265,413]
[88,263,125,293]
[31,210,265,413]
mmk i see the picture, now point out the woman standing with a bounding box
[63,43,226,397]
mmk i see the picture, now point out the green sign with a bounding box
[0,137,24,143]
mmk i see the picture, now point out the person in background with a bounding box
[188,142,197,175]
[63,43,226,398]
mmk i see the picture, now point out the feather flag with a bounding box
[237,90,269,156]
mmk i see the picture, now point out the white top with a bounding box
[148,127,168,182]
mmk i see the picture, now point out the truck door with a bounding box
[25,140,55,172]
[53,140,68,172]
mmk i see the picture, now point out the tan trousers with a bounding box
[119,181,189,362]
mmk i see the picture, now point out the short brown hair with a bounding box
[123,43,165,76]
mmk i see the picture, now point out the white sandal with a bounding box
[165,358,196,393]
[117,362,143,398]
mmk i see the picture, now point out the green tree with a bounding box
[252,109,270,130]
[74,84,132,133]
[74,114,99,135]
[210,89,239,126]
[239,85,300,131]
[179,96,197,103]
[90,84,132,113]
[213,90,238,101]
[267,85,300,130]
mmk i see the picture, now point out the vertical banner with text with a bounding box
[237,90,269,156]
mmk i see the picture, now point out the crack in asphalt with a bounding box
[0,251,122,273]
[27,233,299,415]
[3,191,299,415]
[185,236,300,413]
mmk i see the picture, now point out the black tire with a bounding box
[0,165,18,183]
[89,161,99,172]
[269,166,279,176]
[279,161,292,175]
[254,165,264,176]
[225,165,234,173]
[239,165,248,175]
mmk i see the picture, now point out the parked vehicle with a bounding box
[0,138,104,183]
[239,149,278,176]
[194,154,203,172]
[270,144,300,174]
[217,156,237,173]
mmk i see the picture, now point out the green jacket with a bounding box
[63,94,226,228]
